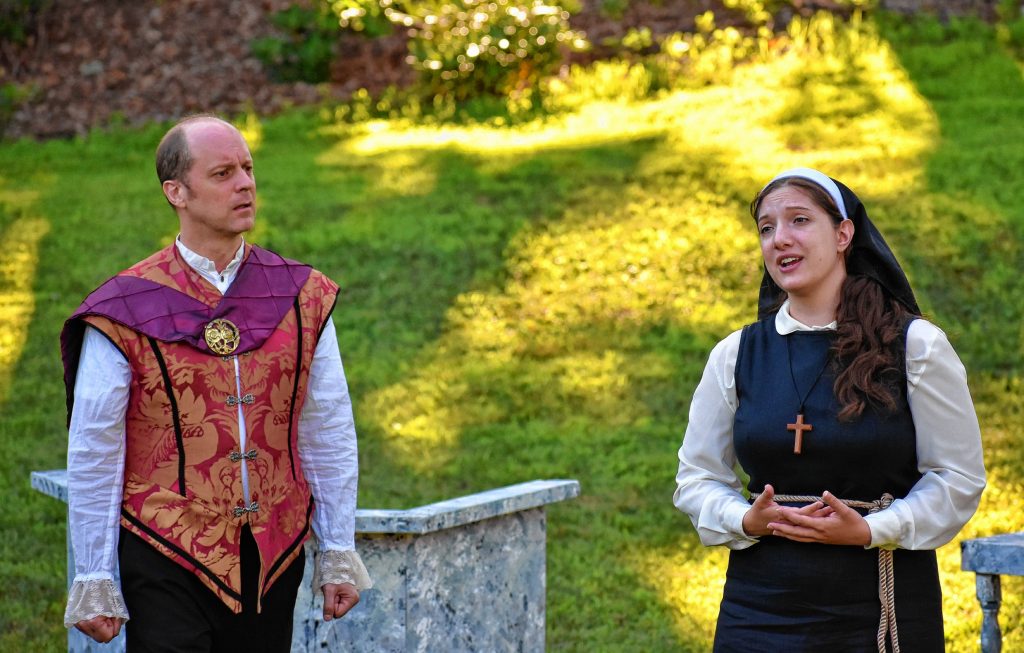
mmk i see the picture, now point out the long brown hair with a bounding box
[833,275,910,421]
[751,177,912,422]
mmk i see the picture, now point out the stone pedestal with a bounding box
[961,532,1024,653]
[31,470,579,653]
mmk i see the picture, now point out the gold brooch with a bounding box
[204,318,240,355]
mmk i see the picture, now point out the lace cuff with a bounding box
[315,549,373,591]
[63,578,130,627]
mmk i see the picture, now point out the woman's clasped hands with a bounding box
[742,484,871,546]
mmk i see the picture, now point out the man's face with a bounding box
[170,120,256,242]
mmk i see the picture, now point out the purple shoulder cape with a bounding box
[60,245,314,425]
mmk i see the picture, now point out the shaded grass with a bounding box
[877,14,1024,373]
[1,12,1023,652]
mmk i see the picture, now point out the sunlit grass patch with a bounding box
[233,111,264,153]
[322,99,670,158]
[356,133,762,473]
[0,217,49,405]
[630,543,729,646]
[0,183,40,217]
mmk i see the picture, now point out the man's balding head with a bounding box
[155,114,239,185]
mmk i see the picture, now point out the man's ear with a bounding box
[837,219,855,253]
[163,180,187,208]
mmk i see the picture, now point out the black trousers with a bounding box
[118,525,305,653]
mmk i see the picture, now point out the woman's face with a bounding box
[755,185,854,301]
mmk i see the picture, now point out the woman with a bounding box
[673,168,986,652]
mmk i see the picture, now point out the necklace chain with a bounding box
[785,335,831,412]
[785,335,831,454]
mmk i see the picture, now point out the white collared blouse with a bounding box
[673,301,986,551]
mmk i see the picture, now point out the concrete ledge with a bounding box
[354,479,580,533]
[30,469,70,502]
[962,532,1024,576]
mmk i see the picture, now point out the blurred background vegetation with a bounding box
[2,0,1024,651]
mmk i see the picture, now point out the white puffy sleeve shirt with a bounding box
[64,241,370,627]
[672,302,986,551]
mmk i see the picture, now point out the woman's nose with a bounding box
[773,224,792,247]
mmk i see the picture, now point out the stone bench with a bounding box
[961,532,1024,653]
[31,470,580,653]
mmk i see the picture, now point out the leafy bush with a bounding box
[996,0,1024,59]
[549,9,777,104]
[334,0,587,99]
[251,4,341,83]
[329,0,395,36]
[998,0,1023,21]
[317,4,879,127]
[1000,16,1024,55]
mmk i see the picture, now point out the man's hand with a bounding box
[74,615,123,643]
[322,582,359,621]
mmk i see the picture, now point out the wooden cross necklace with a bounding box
[785,336,831,455]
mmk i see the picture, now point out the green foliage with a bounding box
[597,0,628,19]
[318,7,872,123]
[996,0,1024,59]
[0,82,33,138]
[319,83,548,127]
[1000,16,1024,55]
[657,11,771,85]
[335,0,586,99]
[998,0,1023,22]
[549,8,870,106]
[722,0,775,25]
[0,0,49,44]
[250,4,342,83]
[329,0,394,36]
[619,26,655,52]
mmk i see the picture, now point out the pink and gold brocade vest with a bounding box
[62,244,339,612]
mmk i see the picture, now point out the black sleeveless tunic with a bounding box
[713,317,943,652]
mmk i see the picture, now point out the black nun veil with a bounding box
[755,170,921,320]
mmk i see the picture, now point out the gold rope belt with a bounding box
[749,492,898,653]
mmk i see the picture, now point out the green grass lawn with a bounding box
[2,12,1024,652]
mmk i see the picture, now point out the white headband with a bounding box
[764,167,849,220]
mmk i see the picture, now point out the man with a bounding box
[60,114,371,651]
